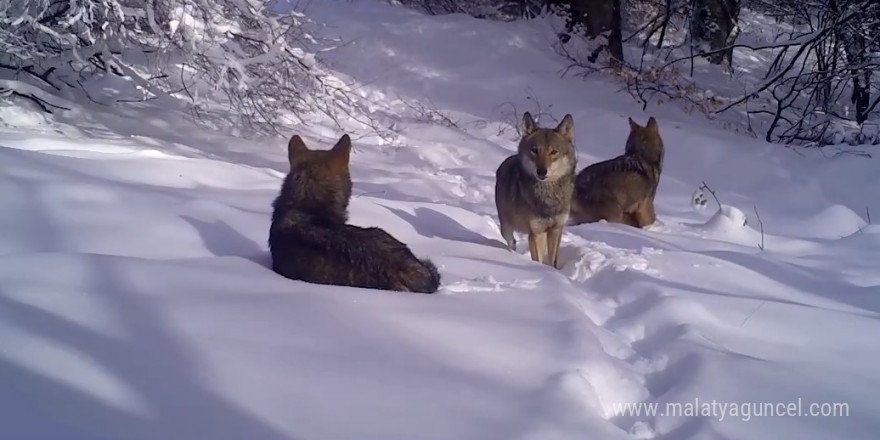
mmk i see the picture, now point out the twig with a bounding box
[753,205,765,251]
[699,181,723,209]
[401,97,460,129]
[525,86,556,125]
[857,207,872,234]
[739,300,766,328]
[495,88,557,138]
[494,101,520,137]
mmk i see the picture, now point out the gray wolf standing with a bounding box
[495,112,576,268]
[569,117,665,228]
[269,134,441,293]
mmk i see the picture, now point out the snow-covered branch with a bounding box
[0,0,353,134]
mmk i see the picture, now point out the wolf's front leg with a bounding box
[528,231,548,264]
[545,226,563,268]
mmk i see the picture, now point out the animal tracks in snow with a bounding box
[441,276,542,294]
[558,237,663,283]
[550,230,704,439]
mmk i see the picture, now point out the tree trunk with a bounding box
[608,0,624,63]
[690,0,741,66]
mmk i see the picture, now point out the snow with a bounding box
[1,1,879,439]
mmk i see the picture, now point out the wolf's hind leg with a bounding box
[631,201,656,228]
[598,203,627,225]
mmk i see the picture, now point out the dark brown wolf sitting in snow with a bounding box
[269,134,441,293]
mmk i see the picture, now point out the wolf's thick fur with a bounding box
[269,134,441,293]
[495,112,576,268]
[569,117,665,228]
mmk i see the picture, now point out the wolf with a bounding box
[268,134,441,293]
[495,112,576,268]
[569,116,665,228]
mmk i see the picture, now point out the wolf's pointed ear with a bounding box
[555,114,575,140]
[328,134,352,170]
[288,135,309,166]
[628,117,640,131]
[646,116,659,132]
[521,112,538,136]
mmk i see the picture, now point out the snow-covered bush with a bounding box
[0,0,347,133]
[555,0,880,147]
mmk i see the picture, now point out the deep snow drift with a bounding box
[1,1,878,439]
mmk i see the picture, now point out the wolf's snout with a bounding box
[536,168,548,179]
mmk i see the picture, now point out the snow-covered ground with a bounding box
[1,1,879,439]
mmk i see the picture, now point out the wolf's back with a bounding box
[574,155,657,206]
[269,220,441,294]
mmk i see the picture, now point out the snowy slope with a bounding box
[1,1,879,439]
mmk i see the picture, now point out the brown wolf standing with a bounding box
[269,134,441,293]
[569,116,665,228]
[495,112,576,268]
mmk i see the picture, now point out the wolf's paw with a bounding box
[505,237,517,252]
[642,218,664,231]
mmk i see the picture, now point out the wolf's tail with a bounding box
[401,258,442,294]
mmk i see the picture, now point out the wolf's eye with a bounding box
[550,150,559,156]
[530,146,538,155]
